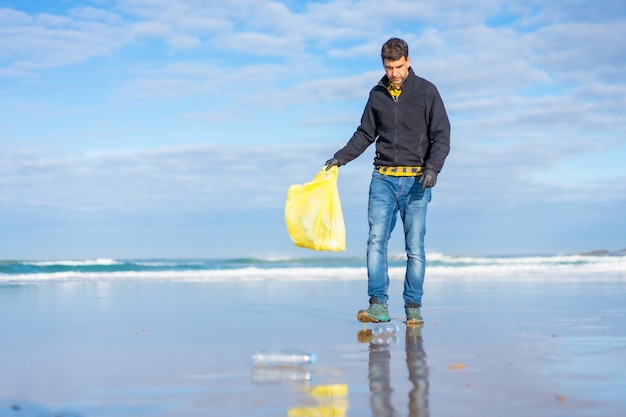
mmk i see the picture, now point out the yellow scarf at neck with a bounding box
[387,82,402,99]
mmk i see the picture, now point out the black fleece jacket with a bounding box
[333,68,450,173]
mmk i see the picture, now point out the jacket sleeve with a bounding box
[332,92,378,165]
[424,86,451,173]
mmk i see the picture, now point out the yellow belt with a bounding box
[377,166,423,176]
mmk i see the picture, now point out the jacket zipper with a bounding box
[392,93,399,165]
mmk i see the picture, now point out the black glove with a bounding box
[419,169,437,190]
[325,158,340,171]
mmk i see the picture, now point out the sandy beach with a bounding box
[1,276,625,416]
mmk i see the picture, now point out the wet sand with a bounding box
[1,277,625,416]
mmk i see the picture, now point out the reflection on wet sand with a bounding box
[406,326,429,416]
[359,325,429,416]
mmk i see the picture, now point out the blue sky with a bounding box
[1,0,625,260]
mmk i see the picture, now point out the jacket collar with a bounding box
[379,67,416,89]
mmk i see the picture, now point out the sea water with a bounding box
[1,252,625,284]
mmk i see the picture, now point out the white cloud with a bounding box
[0,8,128,74]
[0,143,329,213]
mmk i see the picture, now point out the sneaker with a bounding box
[357,303,390,323]
[405,306,424,326]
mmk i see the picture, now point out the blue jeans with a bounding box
[367,171,431,307]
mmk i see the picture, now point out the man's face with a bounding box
[383,56,410,89]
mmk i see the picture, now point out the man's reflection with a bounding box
[406,325,429,416]
[366,329,395,416]
[359,325,429,417]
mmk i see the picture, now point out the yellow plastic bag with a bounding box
[285,167,346,251]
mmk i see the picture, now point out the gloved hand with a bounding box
[325,158,340,171]
[419,169,437,190]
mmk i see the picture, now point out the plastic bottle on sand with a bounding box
[369,323,400,335]
[251,351,316,367]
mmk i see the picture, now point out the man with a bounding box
[325,38,450,326]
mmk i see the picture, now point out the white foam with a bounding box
[1,257,625,284]
[22,258,121,267]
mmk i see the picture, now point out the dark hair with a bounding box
[381,38,409,61]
